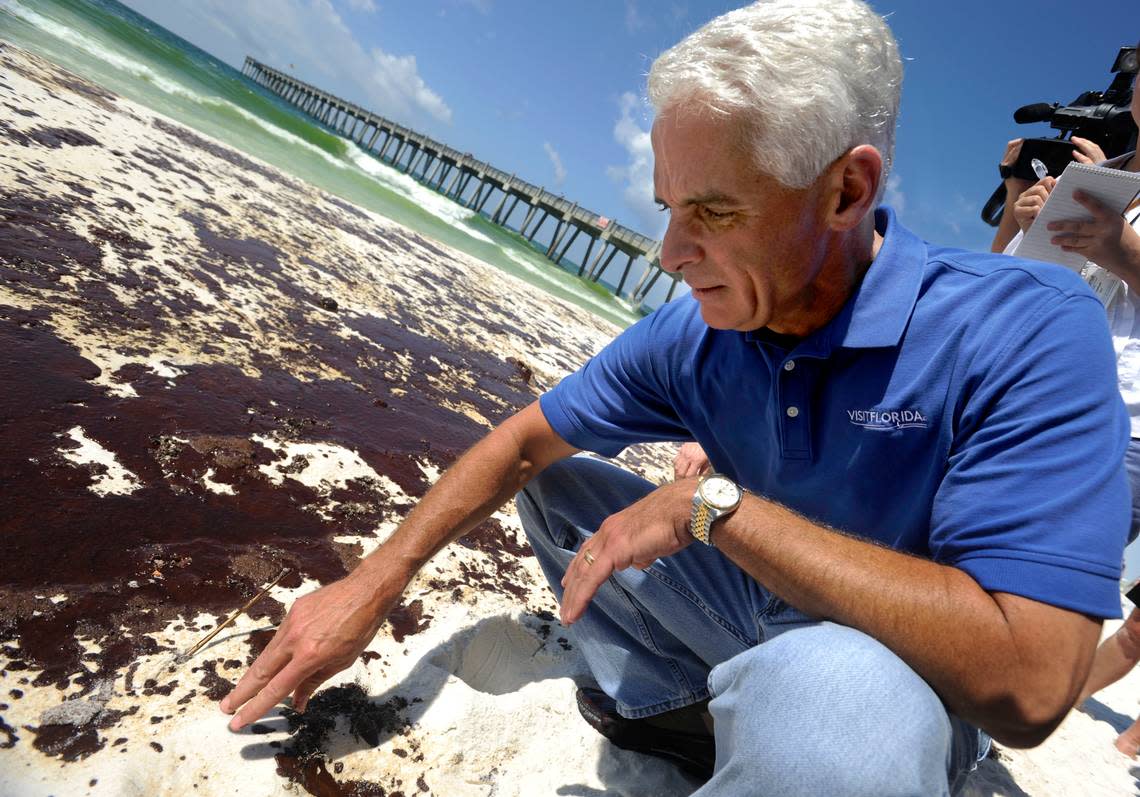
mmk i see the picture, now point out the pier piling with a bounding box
[241,56,676,308]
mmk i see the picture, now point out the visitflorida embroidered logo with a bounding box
[847,408,929,431]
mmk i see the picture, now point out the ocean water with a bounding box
[0,0,653,328]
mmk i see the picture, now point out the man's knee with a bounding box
[516,456,654,544]
[706,623,954,796]
[1117,607,1140,660]
[516,457,596,540]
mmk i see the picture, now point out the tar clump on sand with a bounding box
[274,683,411,796]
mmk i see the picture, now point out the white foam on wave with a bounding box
[2,0,193,98]
[501,248,637,322]
[345,147,494,244]
[339,147,637,324]
[3,0,635,324]
[2,0,356,173]
[213,98,355,169]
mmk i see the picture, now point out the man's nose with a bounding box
[659,218,701,274]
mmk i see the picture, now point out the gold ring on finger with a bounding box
[583,550,596,566]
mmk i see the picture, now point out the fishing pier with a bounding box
[241,57,677,307]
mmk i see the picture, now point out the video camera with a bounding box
[981,45,1139,226]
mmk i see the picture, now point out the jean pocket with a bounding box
[757,594,808,627]
[551,520,587,551]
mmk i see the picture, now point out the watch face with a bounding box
[700,475,741,510]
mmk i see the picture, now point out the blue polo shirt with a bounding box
[540,208,1130,618]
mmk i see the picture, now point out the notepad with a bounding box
[1012,161,1140,270]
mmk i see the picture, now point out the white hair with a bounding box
[648,0,902,200]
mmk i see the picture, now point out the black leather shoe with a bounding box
[575,687,715,781]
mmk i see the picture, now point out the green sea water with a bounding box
[0,0,646,327]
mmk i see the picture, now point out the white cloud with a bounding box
[543,141,566,186]
[883,173,905,214]
[946,193,979,238]
[607,92,663,237]
[456,0,493,13]
[367,47,452,124]
[123,0,452,126]
[346,0,377,12]
[625,0,647,34]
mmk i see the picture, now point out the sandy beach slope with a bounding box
[1,41,1138,796]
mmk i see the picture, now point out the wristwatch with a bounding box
[690,473,743,546]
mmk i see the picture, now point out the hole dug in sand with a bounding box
[426,613,586,696]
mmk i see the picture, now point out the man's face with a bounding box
[652,111,835,334]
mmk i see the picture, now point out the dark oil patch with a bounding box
[194,660,236,703]
[28,705,138,762]
[0,715,18,748]
[0,45,120,110]
[0,117,100,149]
[24,127,100,148]
[151,118,297,190]
[0,57,598,772]
[386,600,431,644]
[0,193,103,285]
[3,102,38,118]
[90,224,153,260]
[274,755,389,797]
[274,683,408,796]
[133,146,214,195]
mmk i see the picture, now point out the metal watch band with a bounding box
[691,500,713,545]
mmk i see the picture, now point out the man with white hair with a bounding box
[222,1,1131,793]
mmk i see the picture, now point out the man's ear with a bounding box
[826,145,882,231]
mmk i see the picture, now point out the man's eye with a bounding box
[702,207,734,221]
[655,201,670,213]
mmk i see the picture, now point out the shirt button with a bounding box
[783,360,796,371]
[786,406,800,418]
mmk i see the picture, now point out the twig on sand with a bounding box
[177,568,291,663]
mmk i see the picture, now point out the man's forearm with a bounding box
[221,402,576,729]
[714,496,1101,747]
[355,401,576,586]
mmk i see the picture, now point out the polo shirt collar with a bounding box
[824,206,925,350]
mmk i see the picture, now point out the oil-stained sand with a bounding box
[0,41,688,797]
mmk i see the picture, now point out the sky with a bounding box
[119,0,1138,254]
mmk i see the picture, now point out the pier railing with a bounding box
[241,57,679,308]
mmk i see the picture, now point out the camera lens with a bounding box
[1122,48,1138,74]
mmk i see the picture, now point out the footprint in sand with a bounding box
[426,613,588,696]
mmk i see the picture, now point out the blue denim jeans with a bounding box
[516,456,989,796]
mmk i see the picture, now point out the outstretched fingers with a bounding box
[227,659,318,731]
[220,642,290,716]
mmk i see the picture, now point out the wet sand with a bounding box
[3,40,1139,797]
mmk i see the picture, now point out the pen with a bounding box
[1031,158,1048,180]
